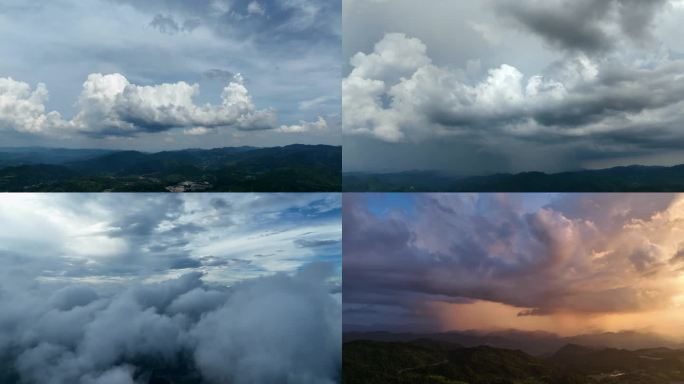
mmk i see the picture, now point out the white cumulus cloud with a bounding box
[0,77,64,134]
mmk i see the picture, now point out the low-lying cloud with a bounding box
[0,264,340,384]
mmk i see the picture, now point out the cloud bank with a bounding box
[0,74,327,137]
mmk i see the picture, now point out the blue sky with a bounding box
[0,0,340,150]
[359,193,558,219]
[362,193,416,218]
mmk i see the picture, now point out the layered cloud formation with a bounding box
[344,194,684,335]
[343,0,684,172]
[0,73,326,137]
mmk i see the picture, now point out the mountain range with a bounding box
[343,165,684,192]
[0,145,341,192]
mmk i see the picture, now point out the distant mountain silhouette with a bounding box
[343,329,683,356]
[344,164,684,192]
[0,145,341,192]
[0,147,116,168]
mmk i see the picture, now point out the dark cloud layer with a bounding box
[499,0,668,54]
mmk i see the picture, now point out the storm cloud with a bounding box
[343,194,684,332]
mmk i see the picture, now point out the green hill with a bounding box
[343,339,684,384]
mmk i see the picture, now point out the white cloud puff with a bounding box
[0,77,64,133]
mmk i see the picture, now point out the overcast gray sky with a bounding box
[0,0,340,150]
[343,0,684,174]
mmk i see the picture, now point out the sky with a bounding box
[0,193,341,383]
[0,0,340,151]
[343,0,684,174]
[344,193,684,339]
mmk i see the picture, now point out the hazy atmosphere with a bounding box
[344,193,684,340]
[0,193,341,383]
[343,0,684,174]
[0,0,340,150]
